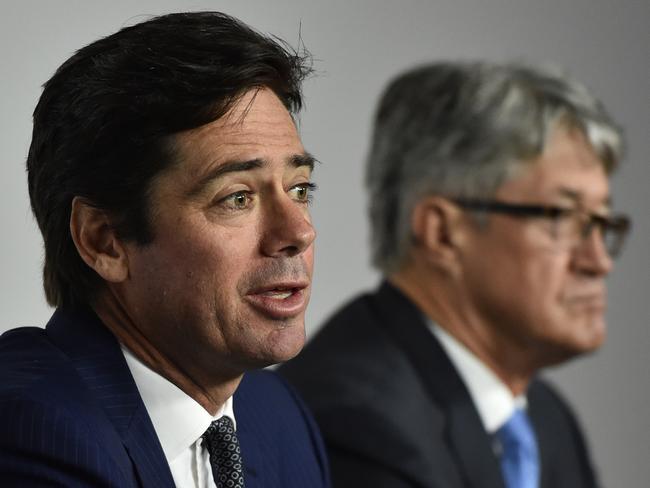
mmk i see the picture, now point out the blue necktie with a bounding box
[496,408,540,488]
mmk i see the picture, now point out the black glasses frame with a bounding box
[452,198,631,257]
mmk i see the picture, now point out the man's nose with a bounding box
[572,227,614,276]
[260,194,316,257]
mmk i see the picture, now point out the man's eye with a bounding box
[221,191,253,210]
[290,183,317,204]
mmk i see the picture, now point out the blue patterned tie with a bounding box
[496,408,540,488]
[202,416,245,487]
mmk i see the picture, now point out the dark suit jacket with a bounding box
[0,307,330,487]
[279,282,599,488]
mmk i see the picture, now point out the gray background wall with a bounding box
[1,0,648,485]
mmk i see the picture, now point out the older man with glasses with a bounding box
[280,61,630,488]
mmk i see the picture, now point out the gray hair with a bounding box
[366,61,624,273]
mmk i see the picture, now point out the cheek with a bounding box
[522,253,571,304]
[491,223,568,298]
[508,255,577,344]
[175,220,259,271]
[475,243,568,317]
[132,229,242,311]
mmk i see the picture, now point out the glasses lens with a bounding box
[603,226,622,257]
[600,216,630,258]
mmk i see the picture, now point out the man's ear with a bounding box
[410,196,464,268]
[70,197,129,283]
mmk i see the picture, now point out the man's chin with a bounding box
[573,312,607,351]
[531,321,605,369]
[244,322,306,369]
[547,326,606,366]
[270,325,307,364]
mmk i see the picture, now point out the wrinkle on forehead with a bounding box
[496,126,610,208]
[168,88,302,183]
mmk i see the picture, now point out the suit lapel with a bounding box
[371,282,505,488]
[234,411,264,488]
[232,374,266,488]
[46,307,175,488]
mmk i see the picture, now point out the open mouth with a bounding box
[245,283,310,319]
[259,289,295,300]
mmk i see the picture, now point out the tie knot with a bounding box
[202,416,244,488]
[204,416,236,440]
[497,409,536,452]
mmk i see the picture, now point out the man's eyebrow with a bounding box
[290,152,316,171]
[190,158,265,195]
[189,152,316,196]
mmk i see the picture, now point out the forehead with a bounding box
[169,88,304,181]
[496,126,610,207]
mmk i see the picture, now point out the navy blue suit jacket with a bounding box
[0,307,330,487]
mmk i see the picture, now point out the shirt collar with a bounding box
[427,320,526,433]
[121,345,236,463]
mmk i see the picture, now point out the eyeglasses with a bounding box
[453,198,631,258]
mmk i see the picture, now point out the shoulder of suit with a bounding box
[528,377,580,417]
[0,326,70,397]
[0,383,135,485]
[528,376,592,445]
[0,326,114,436]
[0,330,132,477]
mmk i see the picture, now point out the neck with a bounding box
[389,268,535,396]
[91,291,241,415]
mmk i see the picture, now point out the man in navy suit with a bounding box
[0,12,329,487]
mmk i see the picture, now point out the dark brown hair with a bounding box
[27,11,312,307]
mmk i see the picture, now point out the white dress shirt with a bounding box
[121,346,237,488]
[428,321,527,434]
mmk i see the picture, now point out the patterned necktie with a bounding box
[495,408,540,488]
[202,416,245,488]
